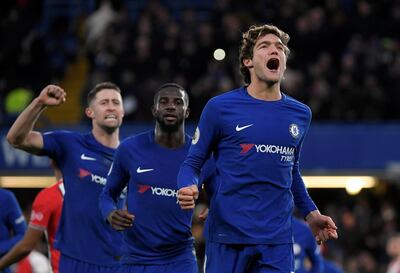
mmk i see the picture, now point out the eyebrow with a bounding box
[158,96,182,101]
[256,40,285,48]
[99,98,120,102]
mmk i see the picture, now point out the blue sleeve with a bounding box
[99,144,130,221]
[0,191,27,255]
[178,100,220,189]
[305,229,324,273]
[291,113,318,217]
[199,156,218,198]
[198,156,216,188]
[41,130,72,160]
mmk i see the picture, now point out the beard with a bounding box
[156,115,183,133]
[100,123,120,134]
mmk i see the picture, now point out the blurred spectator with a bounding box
[44,16,77,79]
[84,0,118,52]
[323,259,344,273]
[386,234,400,273]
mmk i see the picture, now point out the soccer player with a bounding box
[99,83,214,273]
[293,216,323,273]
[6,82,125,273]
[0,188,26,273]
[177,24,338,273]
[0,162,64,273]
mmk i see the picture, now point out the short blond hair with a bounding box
[87,82,121,106]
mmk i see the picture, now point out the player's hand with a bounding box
[198,207,209,221]
[107,209,135,231]
[306,210,338,244]
[37,85,66,107]
[178,185,199,210]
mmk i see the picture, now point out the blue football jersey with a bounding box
[100,131,215,264]
[178,86,317,244]
[41,131,124,265]
[293,217,323,273]
[0,189,26,273]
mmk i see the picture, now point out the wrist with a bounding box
[305,210,320,222]
[33,97,48,110]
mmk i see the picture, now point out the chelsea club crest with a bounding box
[289,123,300,138]
[192,127,200,144]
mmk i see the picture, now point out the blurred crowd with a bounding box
[1,0,400,123]
[187,182,400,273]
[310,182,400,273]
[1,0,400,272]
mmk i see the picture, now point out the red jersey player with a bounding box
[0,163,64,273]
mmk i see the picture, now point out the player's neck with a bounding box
[91,127,120,148]
[247,80,281,101]
[154,125,185,149]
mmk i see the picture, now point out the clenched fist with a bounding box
[178,185,199,210]
[38,85,66,107]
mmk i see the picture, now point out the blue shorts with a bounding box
[204,242,294,273]
[118,259,198,273]
[59,254,121,273]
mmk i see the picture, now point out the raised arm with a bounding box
[6,85,66,155]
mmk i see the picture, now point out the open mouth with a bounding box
[266,58,280,71]
[105,114,117,120]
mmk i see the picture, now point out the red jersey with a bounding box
[29,180,64,273]
[16,257,32,273]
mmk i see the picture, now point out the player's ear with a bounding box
[85,107,94,119]
[151,105,156,118]
[243,58,253,69]
[185,107,190,119]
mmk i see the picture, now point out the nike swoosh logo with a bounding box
[235,124,253,131]
[81,154,96,161]
[136,167,154,173]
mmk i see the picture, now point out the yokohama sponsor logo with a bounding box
[138,184,151,193]
[240,144,255,154]
[138,185,178,198]
[91,174,107,186]
[78,168,107,186]
[151,187,178,198]
[240,144,295,155]
[254,144,294,155]
[79,168,91,178]
[240,143,295,162]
